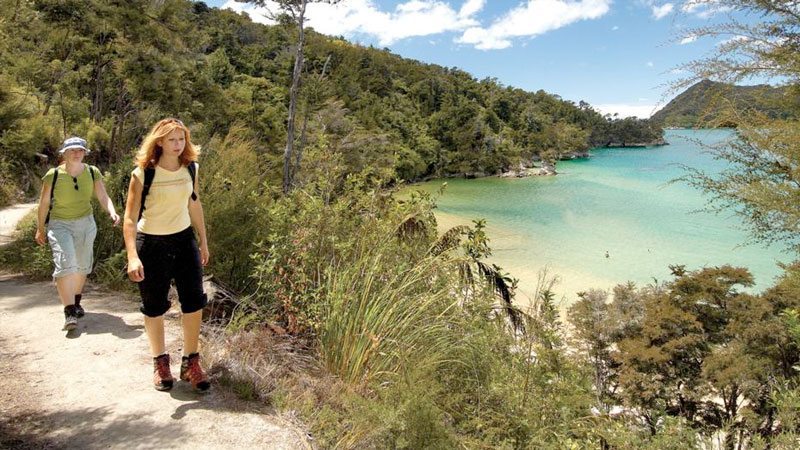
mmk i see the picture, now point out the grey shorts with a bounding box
[47,215,97,278]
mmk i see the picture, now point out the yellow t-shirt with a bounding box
[132,164,195,235]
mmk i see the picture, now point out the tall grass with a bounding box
[319,250,462,386]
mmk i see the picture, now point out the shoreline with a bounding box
[414,140,669,182]
[434,211,609,311]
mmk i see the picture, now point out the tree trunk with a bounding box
[58,90,67,136]
[90,59,108,121]
[283,0,307,194]
[295,54,331,172]
[109,82,133,163]
[12,0,21,22]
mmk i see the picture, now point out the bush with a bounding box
[0,212,53,279]
[199,125,271,293]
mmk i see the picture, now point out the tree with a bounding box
[674,1,800,89]
[674,0,800,251]
[242,0,341,194]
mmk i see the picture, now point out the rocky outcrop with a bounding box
[538,161,557,176]
[604,139,668,148]
[499,162,557,177]
[560,151,590,159]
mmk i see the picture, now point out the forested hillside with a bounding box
[651,79,796,128]
[0,0,662,206]
[1,1,800,448]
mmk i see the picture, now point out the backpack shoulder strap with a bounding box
[45,168,59,225]
[49,168,60,192]
[89,165,98,182]
[138,167,156,221]
[187,161,197,201]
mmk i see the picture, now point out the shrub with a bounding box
[0,212,53,279]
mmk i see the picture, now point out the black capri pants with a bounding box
[136,227,207,317]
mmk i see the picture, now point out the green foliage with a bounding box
[0,212,54,279]
[93,250,132,292]
[570,265,800,447]
[651,80,793,128]
[0,160,21,207]
[198,125,269,292]
[185,132,604,447]
[680,118,800,252]
[1,0,664,195]
[318,251,461,386]
[674,1,800,253]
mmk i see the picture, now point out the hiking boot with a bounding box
[63,305,78,331]
[180,353,210,392]
[74,294,84,318]
[153,354,174,391]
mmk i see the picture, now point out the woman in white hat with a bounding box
[35,136,120,332]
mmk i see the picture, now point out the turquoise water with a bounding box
[414,129,792,305]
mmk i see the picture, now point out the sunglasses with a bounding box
[72,176,79,191]
[162,118,184,127]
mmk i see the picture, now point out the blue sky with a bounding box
[206,1,746,118]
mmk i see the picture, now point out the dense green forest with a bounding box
[0,0,663,206]
[651,79,797,128]
[1,1,799,448]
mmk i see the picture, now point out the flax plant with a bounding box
[318,248,463,387]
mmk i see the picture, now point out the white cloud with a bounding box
[680,0,732,19]
[646,61,654,67]
[594,103,657,118]
[459,0,486,17]
[679,34,697,44]
[221,0,610,50]
[221,0,483,46]
[651,3,673,20]
[456,0,612,50]
[717,35,750,47]
[612,25,619,30]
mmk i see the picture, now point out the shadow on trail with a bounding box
[167,380,280,423]
[0,407,189,449]
[0,276,54,314]
[65,312,143,340]
[169,386,248,420]
[0,411,60,450]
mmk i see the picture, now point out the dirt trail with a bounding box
[0,205,309,449]
[0,203,36,245]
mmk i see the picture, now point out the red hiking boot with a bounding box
[153,354,174,391]
[180,353,210,392]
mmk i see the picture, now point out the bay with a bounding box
[412,129,792,306]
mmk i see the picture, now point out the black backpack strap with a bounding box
[44,169,59,225]
[138,163,197,221]
[188,161,197,201]
[138,167,156,221]
[89,165,97,182]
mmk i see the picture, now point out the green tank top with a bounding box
[42,165,101,221]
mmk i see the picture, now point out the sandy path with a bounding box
[0,203,310,449]
[0,202,36,245]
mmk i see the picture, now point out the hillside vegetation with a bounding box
[0,0,662,207]
[651,79,795,128]
[1,1,799,448]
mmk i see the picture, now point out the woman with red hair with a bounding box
[122,118,210,392]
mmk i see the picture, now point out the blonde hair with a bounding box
[135,118,199,169]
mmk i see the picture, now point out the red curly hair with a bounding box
[135,118,200,169]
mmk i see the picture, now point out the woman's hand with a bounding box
[127,257,145,282]
[109,210,120,226]
[199,242,210,266]
[35,227,46,246]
